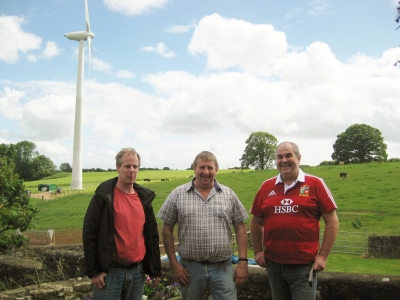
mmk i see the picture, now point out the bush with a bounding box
[143,276,180,299]
[319,160,336,166]
[388,158,400,162]
[0,233,28,253]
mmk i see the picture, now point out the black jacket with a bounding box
[83,177,161,278]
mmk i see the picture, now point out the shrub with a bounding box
[143,276,180,299]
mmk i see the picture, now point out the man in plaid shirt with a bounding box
[158,151,249,300]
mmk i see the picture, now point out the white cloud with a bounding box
[42,41,60,59]
[103,0,170,16]
[0,87,25,119]
[35,140,70,167]
[92,57,112,71]
[0,15,42,63]
[306,0,329,16]
[27,54,38,62]
[22,93,76,140]
[164,24,194,34]
[188,14,287,74]
[140,42,176,58]
[116,70,136,78]
[28,41,61,62]
[135,130,161,141]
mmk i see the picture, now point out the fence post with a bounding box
[247,230,252,249]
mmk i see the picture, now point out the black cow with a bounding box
[144,178,151,182]
[340,172,349,180]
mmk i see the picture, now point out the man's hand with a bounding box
[171,261,190,286]
[234,261,248,286]
[254,251,267,268]
[313,254,327,272]
[91,272,106,289]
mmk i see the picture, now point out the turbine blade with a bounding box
[87,36,92,82]
[85,0,91,33]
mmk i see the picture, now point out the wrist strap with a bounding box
[238,258,248,262]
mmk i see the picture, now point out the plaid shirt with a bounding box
[158,179,248,262]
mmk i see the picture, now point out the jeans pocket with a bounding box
[138,262,145,273]
[180,257,188,267]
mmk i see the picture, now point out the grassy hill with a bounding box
[27,162,400,234]
[26,162,400,275]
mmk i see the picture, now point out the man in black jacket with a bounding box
[83,148,161,300]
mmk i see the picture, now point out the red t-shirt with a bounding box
[113,187,146,264]
[250,172,337,264]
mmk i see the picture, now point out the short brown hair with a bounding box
[115,148,141,167]
[191,151,219,169]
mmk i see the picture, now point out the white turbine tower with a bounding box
[64,0,94,190]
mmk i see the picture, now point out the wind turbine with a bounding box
[64,0,94,190]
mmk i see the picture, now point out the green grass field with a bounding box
[26,162,400,275]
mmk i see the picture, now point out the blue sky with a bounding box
[1,0,400,170]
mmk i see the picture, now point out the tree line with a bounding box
[0,123,391,182]
[0,141,180,182]
[240,124,389,170]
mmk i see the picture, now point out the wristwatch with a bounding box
[238,258,248,262]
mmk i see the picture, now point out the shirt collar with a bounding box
[275,168,305,185]
[187,178,222,192]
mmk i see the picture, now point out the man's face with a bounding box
[193,159,218,190]
[276,143,301,182]
[116,153,139,186]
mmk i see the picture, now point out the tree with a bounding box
[0,141,57,180]
[30,155,57,180]
[240,132,278,170]
[0,143,16,164]
[0,156,38,251]
[59,162,72,172]
[331,124,388,164]
[14,141,38,180]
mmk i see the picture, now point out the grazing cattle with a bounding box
[144,178,151,182]
[340,172,349,180]
[339,161,344,165]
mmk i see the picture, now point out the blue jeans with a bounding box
[179,258,237,300]
[91,263,145,300]
[266,260,317,300]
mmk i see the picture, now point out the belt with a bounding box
[112,262,140,269]
[195,259,228,265]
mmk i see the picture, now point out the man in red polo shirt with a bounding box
[250,141,339,300]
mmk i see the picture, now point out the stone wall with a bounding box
[1,244,400,300]
[368,235,400,258]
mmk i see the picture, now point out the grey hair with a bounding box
[276,142,301,157]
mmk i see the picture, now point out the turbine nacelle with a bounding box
[64,31,95,41]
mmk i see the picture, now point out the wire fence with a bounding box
[230,230,369,256]
[326,230,369,255]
